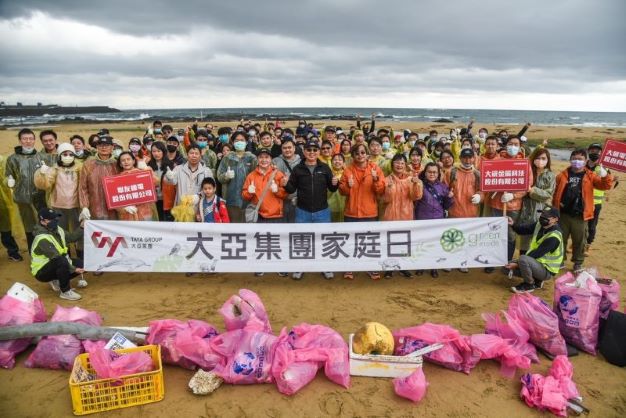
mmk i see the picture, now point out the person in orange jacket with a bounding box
[476,135,501,218]
[488,136,532,264]
[382,154,423,279]
[338,143,385,280]
[241,148,288,223]
[553,148,613,271]
[448,149,482,220]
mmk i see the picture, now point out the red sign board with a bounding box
[103,171,156,210]
[480,159,530,192]
[599,139,626,173]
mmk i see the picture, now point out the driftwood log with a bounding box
[0,322,147,343]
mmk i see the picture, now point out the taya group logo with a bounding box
[91,231,128,257]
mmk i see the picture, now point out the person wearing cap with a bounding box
[0,153,23,261]
[323,126,337,148]
[283,139,338,280]
[584,143,610,255]
[78,135,120,222]
[165,135,186,166]
[553,148,613,271]
[34,142,83,257]
[505,207,564,293]
[217,131,257,223]
[5,128,47,250]
[128,137,145,162]
[31,208,86,301]
[517,147,556,255]
[448,148,482,220]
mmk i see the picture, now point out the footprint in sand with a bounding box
[319,392,344,416]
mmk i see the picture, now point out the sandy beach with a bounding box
[0,121,625,417]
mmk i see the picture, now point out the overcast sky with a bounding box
[1,0,625,111]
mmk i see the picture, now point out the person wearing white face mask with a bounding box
[5,128,47,249]
[34,142,83,257]
[488,135,532,264]
[517,148,556,255]
[553,148,613,271]
[70,135,90,163]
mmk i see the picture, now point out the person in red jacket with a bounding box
[553,148,613,271]
[196,177,229,223]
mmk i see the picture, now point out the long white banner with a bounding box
[84,218,508,273]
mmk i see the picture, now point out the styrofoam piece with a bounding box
[6,282,39,303]
[348,333,443,378]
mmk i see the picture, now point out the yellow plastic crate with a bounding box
[68,345,164,415]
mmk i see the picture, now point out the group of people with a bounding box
[0,116,615,300]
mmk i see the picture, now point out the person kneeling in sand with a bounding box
[30,208,86,301]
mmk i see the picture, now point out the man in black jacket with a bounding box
[282,139,339,280]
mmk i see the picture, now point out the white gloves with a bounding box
[501,192,514,203]
[137,160,148,170]
[7,175,15,188]
[270,181,278,193]
[204,167,213,178]
[225,167,235,180]
[191,194,199,205]
[247,183,256,194]
[471,193,481,205]
[165,166,176,181]
[385,152,394,159]
[39,162,51,175]
[599,165,608,178]
[124,205,138,215]
[79,207,91,221]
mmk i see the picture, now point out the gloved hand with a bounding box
[137,160,148,170]
[39,162,51,174]
[191,194,199,205]
[501,192,514,203]
[247,183,256,194]
[204,167,213,178]
[7,175,15,188]
[165,166,176,181]
[471,193,481,204]
[599,165,608,178]
[385,152,394,159]
[270,180,278,193]
[79,207,91,221]
[124,205,138,215]
[225,167,235,180]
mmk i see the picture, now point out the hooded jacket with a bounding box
[34,159,81,209]
[241,166,288,219]
[79,153,119,220]
[383,172,423,221]
[6,146,46,205]
[217,151,257,209]
[447,166,482,218]
[488,150,532,212]
[339,161,386,218]
[553,167,613,221]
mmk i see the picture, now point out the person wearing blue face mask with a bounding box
[30,207,86,301]
[553,148,613,271]
[195,130,217,171]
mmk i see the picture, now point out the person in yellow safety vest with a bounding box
[585,143,609,255]
[30,208,86,301]
[504,207,564,294]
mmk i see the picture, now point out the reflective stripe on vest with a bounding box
[30,228,68,276]
[592,165,605,204]
[528,224,564,275]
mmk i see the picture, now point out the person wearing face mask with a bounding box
[34,143,83,257]
[128,137,144,162]
[447,149,482,219]
[295,120,310,137]
[505,207,563,293]
[327,153,346,223]
[216,132,257,223]
[165,136,186,166]
[215,126,232,156]
[272,138,301,223]
[115,151,158,221]
[78,135,119,222]
[112,138,124,160]
[0,153,23,261]
[553,148,613,271]
[517,148,556,255]
[489,136,532,265]
[584,143,610,255]
[368,137,391,175]
[5,128,47,249]
[30,207,86,301]
[70,135,90,163]
[192,130,218,171]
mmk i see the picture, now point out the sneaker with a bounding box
[583,244,591,257]
[400,270,412,278]
[484,267,495,273]
[367,271,381,280]
[322,272,334,280]
[573,263,583,272]
[77,279,88,288]
[534,281,544,290]
[93,271,104,276]
[8,253,23,262]
[430,269,439,278]
[343,272,354,280]
[443,268,452,273]
[254,272,265,277]
[415,270,424,276]
[278,272,289,277]
[384,271,393,279]
[185,272,194,277]
[59,289,82,301]
[459,268,469,273]
[511,283,535,294]
[49,280,60,292]
[292,272,303,281]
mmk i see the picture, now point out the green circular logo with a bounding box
[440,228,465,252]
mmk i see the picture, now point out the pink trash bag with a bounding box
[520,355,579,417]
[394,323,474,373]
[25,306,102,370]
[508,294,567,357]
[90,348,153,379]
[210,329,278,384]
[219,289,272,333]
[468,334,531,378]
[482,310,538,364]
[596,278,620,320]
[271,323,350,395]
[146,319,219,370]
[393,367,428,403]
[83,340,107,353]
[554,272,602,355]
[0,294,47,369]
